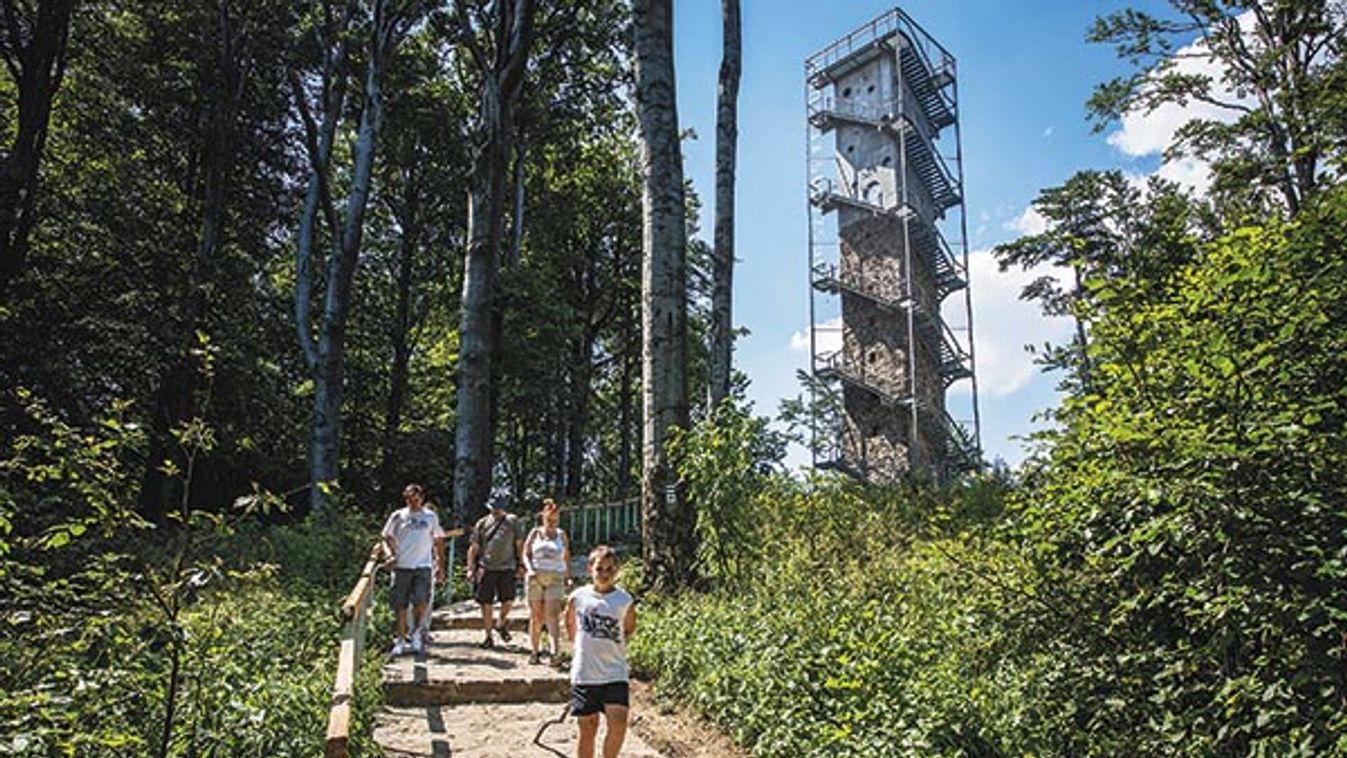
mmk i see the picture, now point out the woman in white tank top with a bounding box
[523,498,570,663]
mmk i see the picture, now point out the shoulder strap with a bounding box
[481,514,508,546]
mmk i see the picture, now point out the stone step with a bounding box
[383,628,570,707]
[375,703,664,757]
[429,599,532,631]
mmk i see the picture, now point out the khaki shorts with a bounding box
[527,571,567,602]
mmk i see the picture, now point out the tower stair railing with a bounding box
[815,349,912,408]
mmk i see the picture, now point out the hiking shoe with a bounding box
[478,634,494,649]
[411,630,425,655]
[528,651,542,665]
[390,638,408,656]
[495,623,512,643]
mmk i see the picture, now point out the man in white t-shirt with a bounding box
[564,545,636,758]
[381,483,445,655]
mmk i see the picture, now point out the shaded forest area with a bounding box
[0,0,722,754]
[1,0,703,528]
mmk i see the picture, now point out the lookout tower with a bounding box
[805,8,981,481]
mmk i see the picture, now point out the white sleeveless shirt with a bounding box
[528,527,567,574]
[569,585,633,685]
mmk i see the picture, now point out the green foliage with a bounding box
[670,400,785,584]
[0,392,384,756]
[1009,184,1347,756]
[632,476,1040,757]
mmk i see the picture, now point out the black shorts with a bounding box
[474,569,517,604]
[570,681,630,716]
[391,568,432,610]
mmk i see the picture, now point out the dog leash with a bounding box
[533,702,571,757]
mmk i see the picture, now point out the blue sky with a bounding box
[669,1,1182,468]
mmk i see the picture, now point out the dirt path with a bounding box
[374,601,747,757]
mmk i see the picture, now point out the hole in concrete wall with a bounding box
[841,86,852,98]
[867,84,875,94]
[882,155,892,167]
[845,144,855,154]
[868,350,879,365]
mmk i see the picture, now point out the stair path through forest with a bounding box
[373,579,667,756]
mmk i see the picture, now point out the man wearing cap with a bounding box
[381,483,446,656]
[467,491,525,648]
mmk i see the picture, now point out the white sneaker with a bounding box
[411,630,425,654]
[390,638,408,656]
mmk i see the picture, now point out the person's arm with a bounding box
[430,509,447,582]
[564,594,577,641]
[380,513,398,562]
[522,528,537,575]
[466,522,479,577]
[513,522,526,578]
[560,530,571,568]
[622,602,637,641]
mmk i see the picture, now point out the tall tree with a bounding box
[994,170,1198,391]
[1088,0,1347,217]
[707,0,740,410]
[293,0,419,511]
[449,0,537,526]
[0,0,77,295]
[633,0,693,591]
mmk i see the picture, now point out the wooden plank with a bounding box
[324,701,351,758]
[333,635,356,699]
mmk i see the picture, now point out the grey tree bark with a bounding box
[294,0,414,511]
[633,0,693,591]
[707,0,740,411]
[0,0,77,295]
[451,0,537,527]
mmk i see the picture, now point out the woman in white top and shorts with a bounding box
[523,498,571,664]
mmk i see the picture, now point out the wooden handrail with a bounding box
[326,540,383,758]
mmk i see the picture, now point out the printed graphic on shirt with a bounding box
[579,608,622,642]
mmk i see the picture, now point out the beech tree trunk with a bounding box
[633,0,693,591]
[0,0,77,295]
[295,0,411,511]
[707,0,740,411]
[378,161,422,487]
[451,0,537,527]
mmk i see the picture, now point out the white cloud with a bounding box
[945,249,1074,398]
[788,317,842,354]
[1005,205,1047,236]
[1042,126,1055,138]
[1105,12,1255,192]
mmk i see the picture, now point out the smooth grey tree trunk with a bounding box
[451,0,537,527]
[707,0,740,411]
[296,0,411,512]
[633,0,693,591]
[379,162,421,487]
[0,0,76,295]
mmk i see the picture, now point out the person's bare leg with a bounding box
[529,596,545,654]
[544,597,562,656]
[601,704,629,758]
[480,603,493,641]
[575,713,600,758]
[413,601,428,633]
[395,606,409,642]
